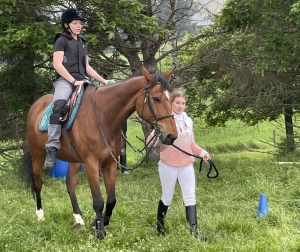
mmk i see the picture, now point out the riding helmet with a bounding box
[61,8,85,28]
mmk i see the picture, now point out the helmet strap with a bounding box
[67,24,77,38]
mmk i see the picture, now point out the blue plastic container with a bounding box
[50,159,69,178]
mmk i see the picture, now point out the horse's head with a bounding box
[136,66,178,145]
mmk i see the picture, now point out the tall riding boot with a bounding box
[120,148,128,174]
[157,199,168,235]
[186,205,199,238]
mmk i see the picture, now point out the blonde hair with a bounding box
[171,88,188,102]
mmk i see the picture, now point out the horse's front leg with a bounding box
[85,163,106,240]
[66,162,85,228]
[102,161,117,227]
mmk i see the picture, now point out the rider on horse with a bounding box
[44,8,114,169]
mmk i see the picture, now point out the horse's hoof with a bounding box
[36,209,45,221]
[95,219,106,240]
[95,229,106,240]
[73,223,85,229]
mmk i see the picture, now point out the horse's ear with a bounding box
[141,65,153,82]
[164,67,175,80]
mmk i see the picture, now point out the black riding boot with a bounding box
[186,205,199,238]
[157,200,168,235]
[120,150,128,173]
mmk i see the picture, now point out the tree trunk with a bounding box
[284,104,295,152]
[142,120,160,162]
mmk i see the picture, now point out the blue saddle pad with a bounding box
[38,87,84,132]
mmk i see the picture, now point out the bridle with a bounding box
[144,83,174,133]
[92,82,174,170]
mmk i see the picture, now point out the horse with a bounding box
[19,66,178,240]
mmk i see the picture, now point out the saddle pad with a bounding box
[38,87,84,132]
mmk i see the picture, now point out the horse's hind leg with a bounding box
[32,157,45,221]
[66,162,85,228]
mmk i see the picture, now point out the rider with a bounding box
[44,8,114,169]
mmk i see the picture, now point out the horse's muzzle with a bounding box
[161,134,177,145]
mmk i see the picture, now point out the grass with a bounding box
[1,118,300,251]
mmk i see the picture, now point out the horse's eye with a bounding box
[153,97,160,102]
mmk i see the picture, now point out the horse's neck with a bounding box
[97,77,144,126]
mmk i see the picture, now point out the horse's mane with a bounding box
[120,73,170,91]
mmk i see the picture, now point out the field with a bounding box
[1,118,300,251]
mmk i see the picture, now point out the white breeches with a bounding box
[158,161,196,206]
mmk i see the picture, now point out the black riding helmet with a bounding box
[61,8,85,28]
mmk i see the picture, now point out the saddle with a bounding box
[38,81,94,132]
[60,85,83,123]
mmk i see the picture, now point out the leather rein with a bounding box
[92,84,173,170]
[171,144,219,178]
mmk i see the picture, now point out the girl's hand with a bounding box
[203,153,211,163]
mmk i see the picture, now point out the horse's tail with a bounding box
[18,149,35,199]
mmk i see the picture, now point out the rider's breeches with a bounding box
[158,160,196,206]
[45,78,73,150]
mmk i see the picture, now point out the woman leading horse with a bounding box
[19,66,177,240]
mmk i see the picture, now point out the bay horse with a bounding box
[19,66,177,240]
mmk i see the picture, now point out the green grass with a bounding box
[193,119,278,153]
[1,118,300,251]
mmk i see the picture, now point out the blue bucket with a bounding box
[50,159,69,178]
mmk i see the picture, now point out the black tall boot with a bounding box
[157,200,168,235]
[120,150,128,174]
[186,205,199,238]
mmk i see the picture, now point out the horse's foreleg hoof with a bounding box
[96,229,106,240]
[95,220,106,240]
[36,209,45,221]
[73,213,85,229]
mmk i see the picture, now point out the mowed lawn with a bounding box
[1,118,300,251]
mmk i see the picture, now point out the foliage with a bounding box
[178,0,300,151]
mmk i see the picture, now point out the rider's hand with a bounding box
[74,80,84,86]
[104,79,115,85]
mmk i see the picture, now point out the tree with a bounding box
[180,0,300,152]
[0,0,59,150]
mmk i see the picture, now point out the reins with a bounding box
[91,84,219,178]
[92,86,165,171]
[171,143,219,178]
